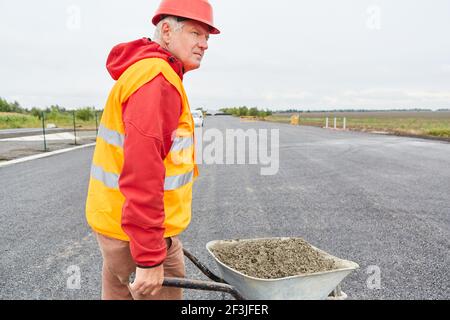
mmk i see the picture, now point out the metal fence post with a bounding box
[94,108,98,135]
[343,118,347,130]
[334,117,337,129]
[73,110,77,145]
[42,111,47,152]
[326,117,329,129]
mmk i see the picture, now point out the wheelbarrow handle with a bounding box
[129,272,245,300]
[128,248,245,300]
[183,248,226,283]
[163,277,245,300]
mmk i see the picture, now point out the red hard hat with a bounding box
[152,0,220,34]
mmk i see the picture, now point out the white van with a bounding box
[191,110,204,127]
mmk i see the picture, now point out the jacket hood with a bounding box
[106,38,184,81]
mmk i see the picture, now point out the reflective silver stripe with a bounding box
[164,170,194,191]
[98,124,124,148]
[170,136,194,152]
[91,164,119,189]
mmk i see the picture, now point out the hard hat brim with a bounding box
[152,13,220,34]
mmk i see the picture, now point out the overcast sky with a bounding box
[1,0,450,111]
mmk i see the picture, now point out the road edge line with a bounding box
[0,143,96,168]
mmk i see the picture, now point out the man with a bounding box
[85,0,220,300]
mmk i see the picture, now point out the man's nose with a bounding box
[198,37,208,50]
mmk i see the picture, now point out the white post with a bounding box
[334,117,337,129]
[343,118,347,130]
[325,117,329,129]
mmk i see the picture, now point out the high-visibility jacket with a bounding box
[85,57,198,247]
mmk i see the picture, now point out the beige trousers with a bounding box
[95,232,185,300]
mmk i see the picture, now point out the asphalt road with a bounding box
[0,131,97,162]
[0,116,449,300]
[0,128,71,139]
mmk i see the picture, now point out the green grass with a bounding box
[265,112,450,139]
[425,128,450,137]
[0,112,100,130]
[0,113,41,129]
[264,115,292,124]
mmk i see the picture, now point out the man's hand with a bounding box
[129,265,164,297]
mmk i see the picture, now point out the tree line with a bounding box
[219,106,273,117]
[0,97,100,121]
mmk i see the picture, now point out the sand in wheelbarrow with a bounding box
[210,238,337,279]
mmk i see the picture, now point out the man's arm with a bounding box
[119,74,182,295]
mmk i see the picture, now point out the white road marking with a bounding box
[1,132,77,141]
[0,143,96,168]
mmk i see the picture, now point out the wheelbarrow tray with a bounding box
[206,237,359,300]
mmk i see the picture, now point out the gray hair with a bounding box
[153,16,185,41]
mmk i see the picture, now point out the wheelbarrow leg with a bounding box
[327,285,348,300]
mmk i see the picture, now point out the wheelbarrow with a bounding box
[131,237,359,300]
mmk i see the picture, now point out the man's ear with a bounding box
[161,22,171,46]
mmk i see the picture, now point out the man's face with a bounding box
[167,20,210,73]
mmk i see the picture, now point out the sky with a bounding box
[1,0,450,111]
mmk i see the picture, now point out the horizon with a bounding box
[1,96,449,114]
